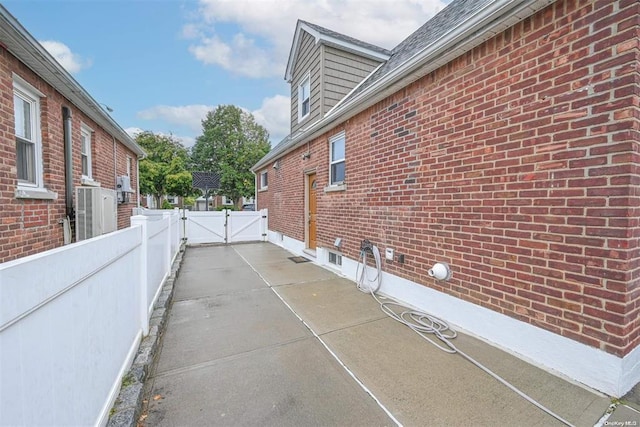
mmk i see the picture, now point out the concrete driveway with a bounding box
[141,243,630,426]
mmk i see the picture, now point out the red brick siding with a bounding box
[0,47,139,263]
[261,0,640,357]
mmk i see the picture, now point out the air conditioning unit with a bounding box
[76,187,117,241]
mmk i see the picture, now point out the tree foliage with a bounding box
[137,131,193,208]
[191,105,270,206]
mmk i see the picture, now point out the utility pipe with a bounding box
[62,106,74,218]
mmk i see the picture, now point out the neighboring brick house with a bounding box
[0,6,145,263]
[253,0,640,397]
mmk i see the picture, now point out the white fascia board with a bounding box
[258,0,554,171]
[312,34,390,63]
[284,22,304,82]
[0,5,145,157]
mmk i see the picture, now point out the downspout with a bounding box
[62,106,73,218]
[112,135,117,189]
[253,172,258,210]
[137,154,142,208]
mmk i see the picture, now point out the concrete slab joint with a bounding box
[106,243,185,427]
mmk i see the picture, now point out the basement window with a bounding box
[328,251,342,267]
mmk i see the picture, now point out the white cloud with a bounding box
[39,40,91,74]
[185,0,447,78]
[125,127,144,138]
[189,34,275,78]
[137,104,215,133]
[251,95,290,143]
[175,135,196,147]
[181,23,202,40]
[136,95,290,146]
[126,126,196,148]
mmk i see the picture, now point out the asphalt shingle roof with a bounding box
[348,0,492,99]
[298,20,392,57]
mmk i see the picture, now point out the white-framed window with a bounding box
[80,124,93,179]
[328,251,342,267]
[298,73,310,121]
[166,195,178,205]
[260,170,268,190]
[13,77,43,188]
[329,131,345,185]
[222,196,234,205]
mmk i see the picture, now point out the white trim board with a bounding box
[266,230,640,397]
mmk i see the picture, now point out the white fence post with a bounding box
[162,212,171,272]
[184,209,189,244]
[261,209,268,242]
[224,209,229,244]
[131,215,149,336]
[173,208,180,251]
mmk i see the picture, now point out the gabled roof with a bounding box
[0,5,145,157]
[284,20,391,83]
[348,0,493,99]
[254,0,555,172]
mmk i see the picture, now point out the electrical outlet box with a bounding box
[385,248,394,261]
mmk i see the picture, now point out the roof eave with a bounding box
[0,5,145,157]
[257,0,554,171]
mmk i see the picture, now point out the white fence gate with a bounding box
[181,209,267,245]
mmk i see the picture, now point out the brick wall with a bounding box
[261,0,640,357]
[0,47,139,263]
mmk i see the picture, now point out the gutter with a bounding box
[253,0,554,172]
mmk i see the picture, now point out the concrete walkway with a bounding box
[142,243,634,426]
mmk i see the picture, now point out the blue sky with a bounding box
[4,0,449,147]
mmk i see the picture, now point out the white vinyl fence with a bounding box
[0,210,182,427]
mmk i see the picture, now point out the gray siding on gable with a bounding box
[289,31,384,135]
[322,45,382,113]
[291,31,322,135]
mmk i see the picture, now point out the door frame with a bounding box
[304,169,316,250]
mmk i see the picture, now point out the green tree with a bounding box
[191,105,270,208]
[137,131,193,209]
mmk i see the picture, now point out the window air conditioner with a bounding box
[76,187,117,241]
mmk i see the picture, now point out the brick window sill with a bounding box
[15,187,58,200]
[324,183,346,193]
[258,187,268,193]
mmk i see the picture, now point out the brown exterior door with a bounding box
[308,173,317,250]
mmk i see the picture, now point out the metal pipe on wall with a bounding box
[62,106,74,218]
